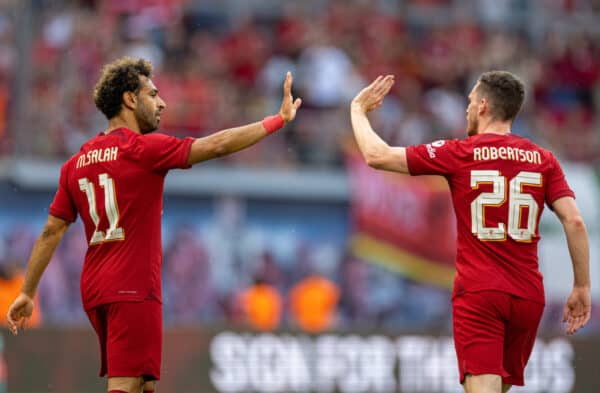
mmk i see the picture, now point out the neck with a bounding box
[478,118,511,135]
[106,113,140,134]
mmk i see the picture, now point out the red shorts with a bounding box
[86,300,162,380]
[452,291,544,386]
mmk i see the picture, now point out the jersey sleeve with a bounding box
[138,133,195,174]
[405,139,461,176]
[545,153,575,207]
[49,163,77,222]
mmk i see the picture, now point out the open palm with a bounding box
[352,75,395,112]
[279,71,302,122]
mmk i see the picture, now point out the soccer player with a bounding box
[6,57,301,393]
[350,72,590,393]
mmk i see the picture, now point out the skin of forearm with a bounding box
[22,225,66,297]
[188,121,267,164]
[350,104,389,165]
[563,218,590,288]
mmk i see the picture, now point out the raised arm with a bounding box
[350,75,408,174]
[187,72,302,165]
[552,196,591,335]
[7,214,70,335]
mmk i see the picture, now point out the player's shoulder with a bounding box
[86,127,151,157]
[134,132,189,158]
[62,128,139,169]
[61,152,80,171]
[408,138,462,162]
[466,133,548,151]
[509,134,558,162]
[435,137,471,154]
[421,138,469,161]
[59,151,84,183]
[125,131,181,150]
[422,138,462,151]
[139,131,180,143]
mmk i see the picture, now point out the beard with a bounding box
[466,115,478,136]
[135,105,159,134]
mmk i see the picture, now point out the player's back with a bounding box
[445,133,573,303]
[50,128,193,309]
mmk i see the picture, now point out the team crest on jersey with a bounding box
[426,140,446,158]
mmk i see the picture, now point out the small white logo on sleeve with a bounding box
[425,140,445,158]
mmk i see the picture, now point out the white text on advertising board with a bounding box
[210,333,574,393]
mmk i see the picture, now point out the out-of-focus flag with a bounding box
[346,152,456,288]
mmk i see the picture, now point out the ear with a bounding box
[122,91,137,111]
[478,97,487,115]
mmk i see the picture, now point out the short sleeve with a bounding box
[406,139,460,176]
[138,133,195,173]
[545,153,575,207]
[49,164,77,223]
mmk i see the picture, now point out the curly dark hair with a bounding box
[477,71,525,122]
[93,57,153,120]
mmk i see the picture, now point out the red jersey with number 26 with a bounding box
[406,133,574,304]
[49,128,194,310]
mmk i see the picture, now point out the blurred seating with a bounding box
[0,0,597,166]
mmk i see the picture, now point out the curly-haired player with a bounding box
[7,57,301,393]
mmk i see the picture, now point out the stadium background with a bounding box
[0,0,599,392]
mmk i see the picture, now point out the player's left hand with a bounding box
[351,74,395,113]
[6,293,34,336]
[279,71,302,123]
[562,286,591,335]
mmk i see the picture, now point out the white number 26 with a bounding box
[470,170,542,242]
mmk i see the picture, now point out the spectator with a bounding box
[238,277,283,331]
[288,274,340,333]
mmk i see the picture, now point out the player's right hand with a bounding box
[562,286,591,335]
[351,75,395,113]
[6,293,34,336]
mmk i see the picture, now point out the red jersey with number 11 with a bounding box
[49,128,194,310]
[406,133,574,304]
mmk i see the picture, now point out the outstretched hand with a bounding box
[563,286,591,335]
[279,71,302,123]
[352,75,395,113]
[6,293,34,336]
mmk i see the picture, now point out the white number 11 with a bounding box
[78,173,124,245]
[471,170,542,242]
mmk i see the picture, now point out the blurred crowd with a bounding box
[0,210,454,333]
[0,0,598,166]
[1,197,599,335]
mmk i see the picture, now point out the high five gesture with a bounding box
[279,71,302,123]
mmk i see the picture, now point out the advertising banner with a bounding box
[208,331,578,393]
[3,328,598,393]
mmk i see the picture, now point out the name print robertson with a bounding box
[473,146,542,164]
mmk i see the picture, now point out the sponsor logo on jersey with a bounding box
[426,140,446,159]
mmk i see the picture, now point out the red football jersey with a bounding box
[406,133,574,304]
[49,128,194,310]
